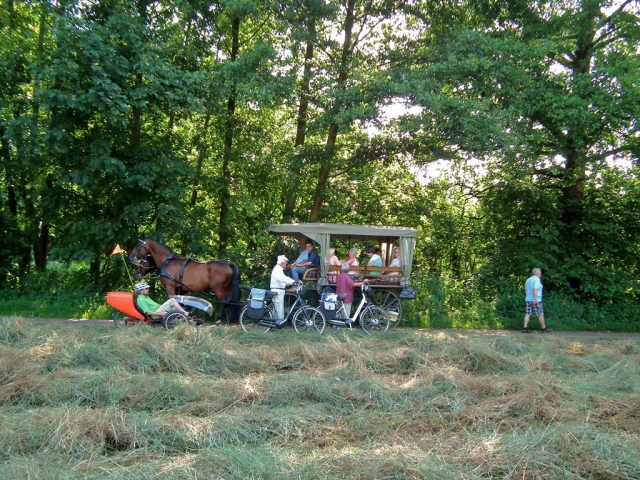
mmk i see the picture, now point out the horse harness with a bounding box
[132,241,192,295]
[158,253,191,295]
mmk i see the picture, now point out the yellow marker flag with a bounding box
[111,244,123,256]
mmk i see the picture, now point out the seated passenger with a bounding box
[365,246,383,275]
[286,239,320,281]
[134,282,189,318]
[386,247,402,275]
[344,247,360,267]
[328,248,342,266]
[327,248,341,283]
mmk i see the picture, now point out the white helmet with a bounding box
[134,282,151,294]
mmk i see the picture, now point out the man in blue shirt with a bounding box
[523,268,552,333]
[287,239,320,281]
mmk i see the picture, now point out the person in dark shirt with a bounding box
[287,239,320,281]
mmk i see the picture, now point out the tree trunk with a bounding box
[283,18,316,223]
[218,16,240,256]
[191,113,210,207]
[309,0,355,221]
[32,9,49,270]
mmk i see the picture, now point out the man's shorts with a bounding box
[158,299,179,313]
[525,301,543,316]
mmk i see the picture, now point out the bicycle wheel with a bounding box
[370,289,402,328]
[162,310,189,330]
[359,306,390,335]
[293,306,325,334]
[182,305,206,325]
[114,311,139,328]
[284,292,299,317]
[239,305,274,333]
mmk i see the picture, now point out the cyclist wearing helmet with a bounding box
[134,282,189,318]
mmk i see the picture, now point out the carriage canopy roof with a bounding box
[267,223,418,242]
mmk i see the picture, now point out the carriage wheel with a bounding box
[359,306,390,335]
[239,306,273,333]
[292,306,325,334]
[162,310,189,330]
[114,311,139,328]
[370,289,402,328]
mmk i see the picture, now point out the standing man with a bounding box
[523,268,552,333]
[271,255,296,326]
[287,239,320,281]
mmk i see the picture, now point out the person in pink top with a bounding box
[336,262,356,318]
[328,248,342,266]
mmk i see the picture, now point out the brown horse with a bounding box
[129,237,240,322]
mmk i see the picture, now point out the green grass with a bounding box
[1,316,639,479]
[0,296,113,319]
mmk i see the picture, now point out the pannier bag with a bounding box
[320,291,339,320]
[246,288,267,320]
[399,286,416,300]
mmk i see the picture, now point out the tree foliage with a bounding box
[1,0,639,325]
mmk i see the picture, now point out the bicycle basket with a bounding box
[320,291,338,320]
[246,288,267,320]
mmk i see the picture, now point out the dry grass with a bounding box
[0,317,639,479]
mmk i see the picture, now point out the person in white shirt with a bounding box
[386,247,401,275]
[271,255,296,324]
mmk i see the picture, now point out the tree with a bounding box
[392,0,640,302]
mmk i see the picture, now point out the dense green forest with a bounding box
[1,0,639,329]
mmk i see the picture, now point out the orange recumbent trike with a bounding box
[106,291,212,330]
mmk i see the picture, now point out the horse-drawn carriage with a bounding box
[267,223,418,327]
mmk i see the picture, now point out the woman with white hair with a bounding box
[328,248,342,266]
[343,247,359,267]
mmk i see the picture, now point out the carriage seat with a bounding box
[106,292,165,322]
[302,268,320,281]
[325,266,402,285]
[106,292,146,320]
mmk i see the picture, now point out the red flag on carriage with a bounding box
[111,244,123,256]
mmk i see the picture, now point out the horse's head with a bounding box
[129,238,150,266]
[133,255,157,281]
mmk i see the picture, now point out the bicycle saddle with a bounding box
[265,290,279,297]
[336,293,347,300]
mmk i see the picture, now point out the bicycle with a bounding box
[239,282,326,333]
[319,281,390,335]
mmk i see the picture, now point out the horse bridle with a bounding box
[130,239,149,266]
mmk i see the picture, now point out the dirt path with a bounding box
[5,316,640,338]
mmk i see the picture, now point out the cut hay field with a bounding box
[1,317,639,479]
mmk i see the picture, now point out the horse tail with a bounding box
[228,262,241,322]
